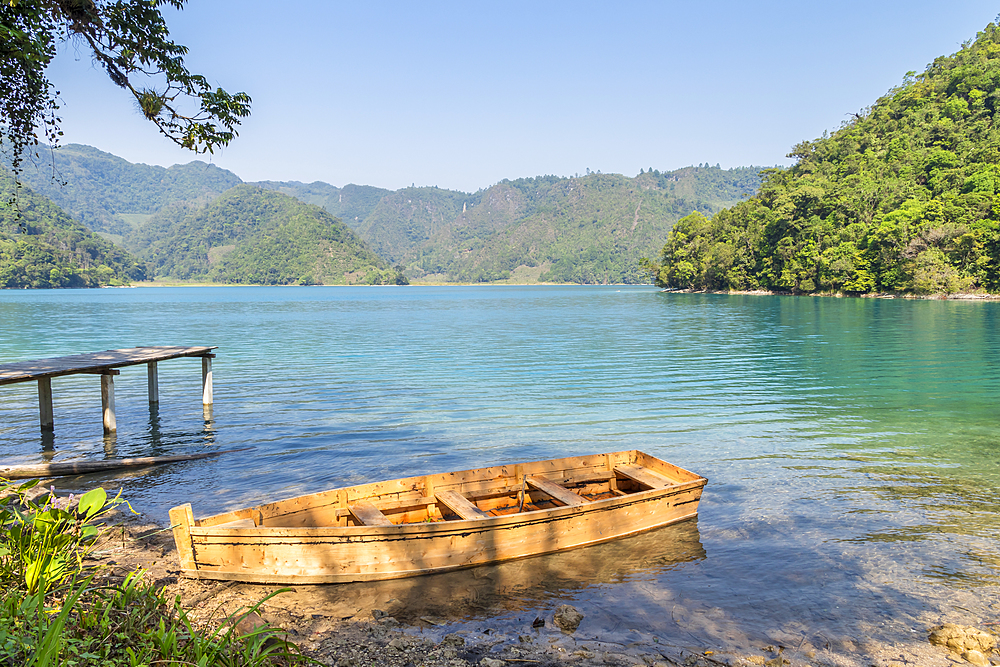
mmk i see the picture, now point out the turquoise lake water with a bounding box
[1,286,998,662]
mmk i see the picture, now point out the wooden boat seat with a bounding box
[525,476,589,506]
[435,490,491,520]
[349,501,394,526]
[614,464,673,489]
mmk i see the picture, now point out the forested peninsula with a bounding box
[644,22,1000,296]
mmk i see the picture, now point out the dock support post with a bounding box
[101,373,117,433]
[147,361,159,404]
[201,355,214,405]
[38,377,54,431]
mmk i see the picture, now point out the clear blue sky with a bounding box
[47,1,1000,193]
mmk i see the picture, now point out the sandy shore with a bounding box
[83,514,999,667]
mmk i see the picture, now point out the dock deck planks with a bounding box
[0,346,216,385]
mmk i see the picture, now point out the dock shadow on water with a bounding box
[279,519,705,624]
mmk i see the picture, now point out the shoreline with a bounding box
[99,514,991,667]
[659,287,1000,301]
[7,281,996,299]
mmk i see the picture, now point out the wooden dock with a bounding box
[0,346,217,433]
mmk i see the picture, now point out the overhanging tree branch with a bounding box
[1,0,251,182]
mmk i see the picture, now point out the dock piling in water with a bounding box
[101,372,117,433]
[147,361,159,404]
[37,377,54,431]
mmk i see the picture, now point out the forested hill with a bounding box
[0,171,147,288]
[6,142,763,285]
[9,144,242,237]
[253,181,390,230]
[647,22,1000,295]
[122,185,405,285]
[295,167,762,284]
[413,168,762,284]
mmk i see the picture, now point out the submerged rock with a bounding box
[553,604,584,632]
[443,633,465,647]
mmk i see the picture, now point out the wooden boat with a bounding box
[169,450,706,584]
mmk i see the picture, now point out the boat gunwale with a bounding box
[187,478,706,539]
[185,449,700,528]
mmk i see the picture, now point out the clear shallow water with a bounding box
[2,286,999,662]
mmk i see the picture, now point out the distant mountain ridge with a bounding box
[252,181,390,230]
[261,167,763,283]
[11,144,242,236]
[7,144,765,285]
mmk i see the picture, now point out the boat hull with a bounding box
[170,450,706,584]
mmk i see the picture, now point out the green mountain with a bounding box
[647,21,1000,295]
[242,168,763,284]
[354,186,471,262]
[253,181,389,230]
[123,185,405,285]
[7,144,763,286]
[10,144,242,237]
[393,168,762,283]
[0,171,147,288]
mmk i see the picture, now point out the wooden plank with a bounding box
[635,451,703,483]
[213,518,256,529]
[253,459,630,526]
[435,490,490,520]
[169,503,197,571]
[349,501,394,526]
[38,377,53,431]
[0,346,217,386]
[0,447,252,479]
[424,476,436,519]
[614,464,673,489]
[525,476,589,506]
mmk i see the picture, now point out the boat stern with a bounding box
[169,503,198,575]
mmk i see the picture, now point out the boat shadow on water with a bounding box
[274,518,705,624]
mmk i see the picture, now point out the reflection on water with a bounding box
[2,287,1000,664]
[280,519,705,624]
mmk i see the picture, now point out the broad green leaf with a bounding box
[78,487,107,520]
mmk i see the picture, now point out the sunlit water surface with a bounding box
[2,286,998,663]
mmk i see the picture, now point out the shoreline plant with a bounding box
[0,478,310,667]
